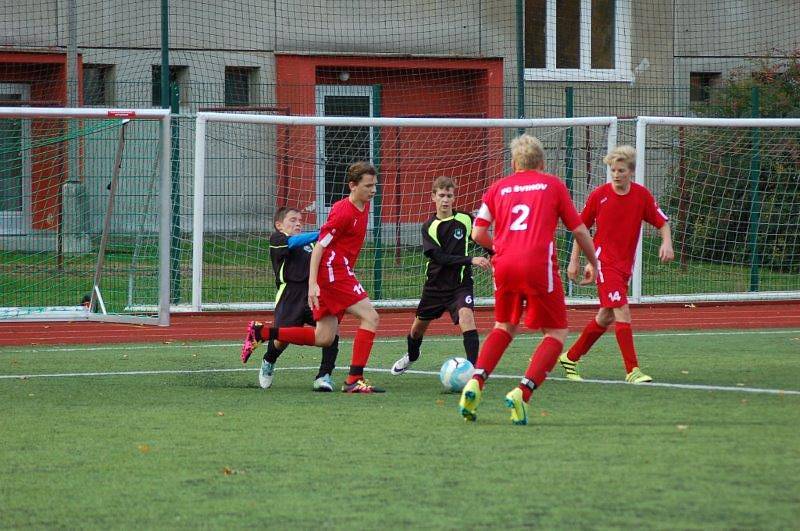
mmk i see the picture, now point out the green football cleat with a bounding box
[459,378,482,422]
[504,387,528,426]
[625,367,653,384]
[558,352,583,381]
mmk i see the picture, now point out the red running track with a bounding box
[1,302,799,346]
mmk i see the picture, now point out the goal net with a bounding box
[0,108,171,324]
[632,116,800,302]
[190,113,618,311]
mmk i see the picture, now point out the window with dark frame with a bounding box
[224,67,256,107]
[525,0,546,69]
[152,65,188,107]
[524,0,623,75]
[591,0,615,69]
[690,72,722,103]
[83,65,113,106]
[556,0,580,69]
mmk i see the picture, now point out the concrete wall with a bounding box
[2,0,795,240]
[674,0,799,57]
[5,1,795,110]
[672,0,800,88]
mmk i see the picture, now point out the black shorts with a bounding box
[416,286,475,325]
[274,284,315,327]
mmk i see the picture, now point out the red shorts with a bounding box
[492,258,568,330]
[597,263,630,308]
[312,267,369,322]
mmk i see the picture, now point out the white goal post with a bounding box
[0,107,171,325]
[633,116,800,303]
[191,113,618,311]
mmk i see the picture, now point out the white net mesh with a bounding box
[636,118,800,301]
[191,115,615,309]
[0,109,167,322]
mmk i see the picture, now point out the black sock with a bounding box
[317,335,339,379]
[407,334,423,362]
[264,340,285,364]
[253,322,264,342]
[462,329,479,365]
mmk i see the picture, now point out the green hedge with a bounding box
[667,52,800,274]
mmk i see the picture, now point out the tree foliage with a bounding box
[667,51,800,274]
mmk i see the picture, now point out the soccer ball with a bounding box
[439,357,474,392]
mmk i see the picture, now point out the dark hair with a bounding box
[347,161,377,184]
[273,206,300,228]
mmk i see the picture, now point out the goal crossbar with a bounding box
[196,112,619,129]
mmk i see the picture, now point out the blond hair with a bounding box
[603,145,636,170]
[510,134,545,170]
[432,176,456,192]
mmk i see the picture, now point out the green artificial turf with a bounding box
[2,329,799,528]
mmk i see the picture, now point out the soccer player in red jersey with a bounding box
[241,161,384,393]
[559,145,674,384]
[459,134,598,425]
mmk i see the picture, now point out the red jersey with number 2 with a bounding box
[476,170,583,265]
[476,170,583,328]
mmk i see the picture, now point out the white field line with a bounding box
[3,328,800,354]
[2,365,798,396]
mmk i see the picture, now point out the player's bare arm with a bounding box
[567,240,582,282]
[471,224,492,251]
[307,242,325,310]
[572,224,598,285]
[658,223,675,263]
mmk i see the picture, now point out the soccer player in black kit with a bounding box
[390,176,491,376]
[240,206,339,392]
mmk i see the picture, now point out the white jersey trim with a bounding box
[319,232,334,247]
[476,203,493,223]
[326,250,336,283]
[596,246,604,284]
[547,241,554,293]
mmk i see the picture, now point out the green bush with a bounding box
[703,49,800,118]
[668,51,800,274]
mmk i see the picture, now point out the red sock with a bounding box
[276,327,316,346]
[473,328,513,389]
[567,320,607,362]
[520,336,564,401]
[346,328,375,384]
[615,322,639,373]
